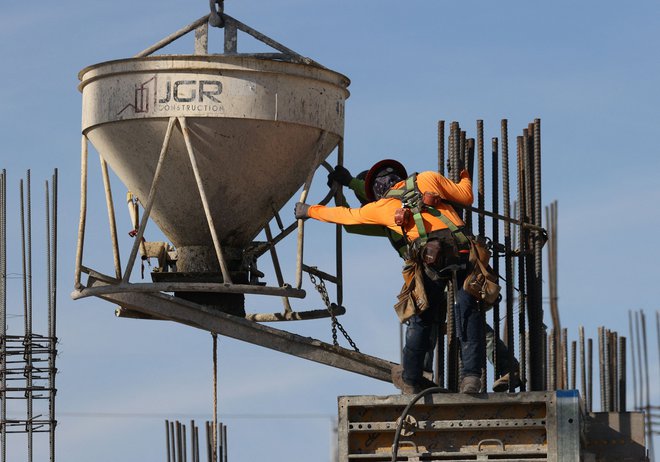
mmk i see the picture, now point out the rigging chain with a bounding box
[309,272,359,352]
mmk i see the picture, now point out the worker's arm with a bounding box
[307,199,396,227]
[426,170,474,206]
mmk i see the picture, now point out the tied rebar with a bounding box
[0,170,58,462]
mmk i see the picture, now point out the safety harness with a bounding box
[384,173,469,252]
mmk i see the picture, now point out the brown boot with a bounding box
[459,375,482,393]
[492,371,522,392]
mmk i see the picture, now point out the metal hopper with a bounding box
[74,14,353,322]
[79,55,348,250]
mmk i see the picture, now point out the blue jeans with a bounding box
[453,288,484,378]
[402,267,484,385]
[402,269,446,385]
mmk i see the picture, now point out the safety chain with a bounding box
[309,272,359,352]
[209,0,225,27]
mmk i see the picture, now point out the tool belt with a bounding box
[410,229,468,281]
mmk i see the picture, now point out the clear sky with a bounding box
[2,1,660,461]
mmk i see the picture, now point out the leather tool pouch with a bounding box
[463,237,501,307]
[394,208,412,226]
[421,239,441,265]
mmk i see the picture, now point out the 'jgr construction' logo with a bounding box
[118,74,223,115]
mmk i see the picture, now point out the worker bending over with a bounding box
[326,163,520,392]
[296,159,491,394]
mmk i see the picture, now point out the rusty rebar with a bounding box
[476,120,485,236]
[491,136,500,381]
[548,330,556,390]
[516,136,527,391]
[571,340,577,390]
[437,121,445,175]
[619,336,626,411]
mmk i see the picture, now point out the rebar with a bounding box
[476,120,485,236]
[437,121,445,176]
[571,340,576,391]
[516,136,527,391]
[491,137,500,380]
[619,336,626,412]
[641,311,654,459]
[587,338,593,413]
[548,330,556,390]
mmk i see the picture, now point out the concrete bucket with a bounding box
[77,54,349,316]
[79,55,349,251]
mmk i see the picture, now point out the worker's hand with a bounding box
[327,165,353,187]
[295,202,311,219]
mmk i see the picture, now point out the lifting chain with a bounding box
[209,0,225,27]
[309,272,359,352]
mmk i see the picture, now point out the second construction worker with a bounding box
[296,159,486,393]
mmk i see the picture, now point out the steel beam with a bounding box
[78,271,395,382]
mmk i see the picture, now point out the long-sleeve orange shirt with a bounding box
[308,170,473,242]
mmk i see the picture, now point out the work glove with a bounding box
[295,202,311,219]
[327,165,353,187]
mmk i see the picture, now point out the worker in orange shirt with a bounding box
[296,160,484,394]
[326,163,521,393]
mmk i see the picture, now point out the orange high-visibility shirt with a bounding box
[307,170,473,242]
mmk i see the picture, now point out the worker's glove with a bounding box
[295,202,311,219]
[327,165,353,187]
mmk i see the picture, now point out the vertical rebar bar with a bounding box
[450,122,460,183]
[476,120,485,236]
[548,330,556,390]
[166,420,172,462]
[629,311,638,410]
[641,311,654,459]
[611,331,619,412]
[599,327,607,411]
[446,280,458,392]
[516,136,527,391]
[212,334,218,462]
[562,328,568,390]
[438,121,445,176]
[579,326,586,403]
[465,138,475,234]
[619,336,626,412]
[588,338,593,413]
[500,120,516,392]
[571,340,577,391]
[491,137,501,381]
[635,311,644,411]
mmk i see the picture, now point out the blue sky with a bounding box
[2,1,660,461]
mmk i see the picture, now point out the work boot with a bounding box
[459,375,482,394]
[492,370,522,392]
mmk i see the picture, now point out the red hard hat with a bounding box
[364,159,408,201]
